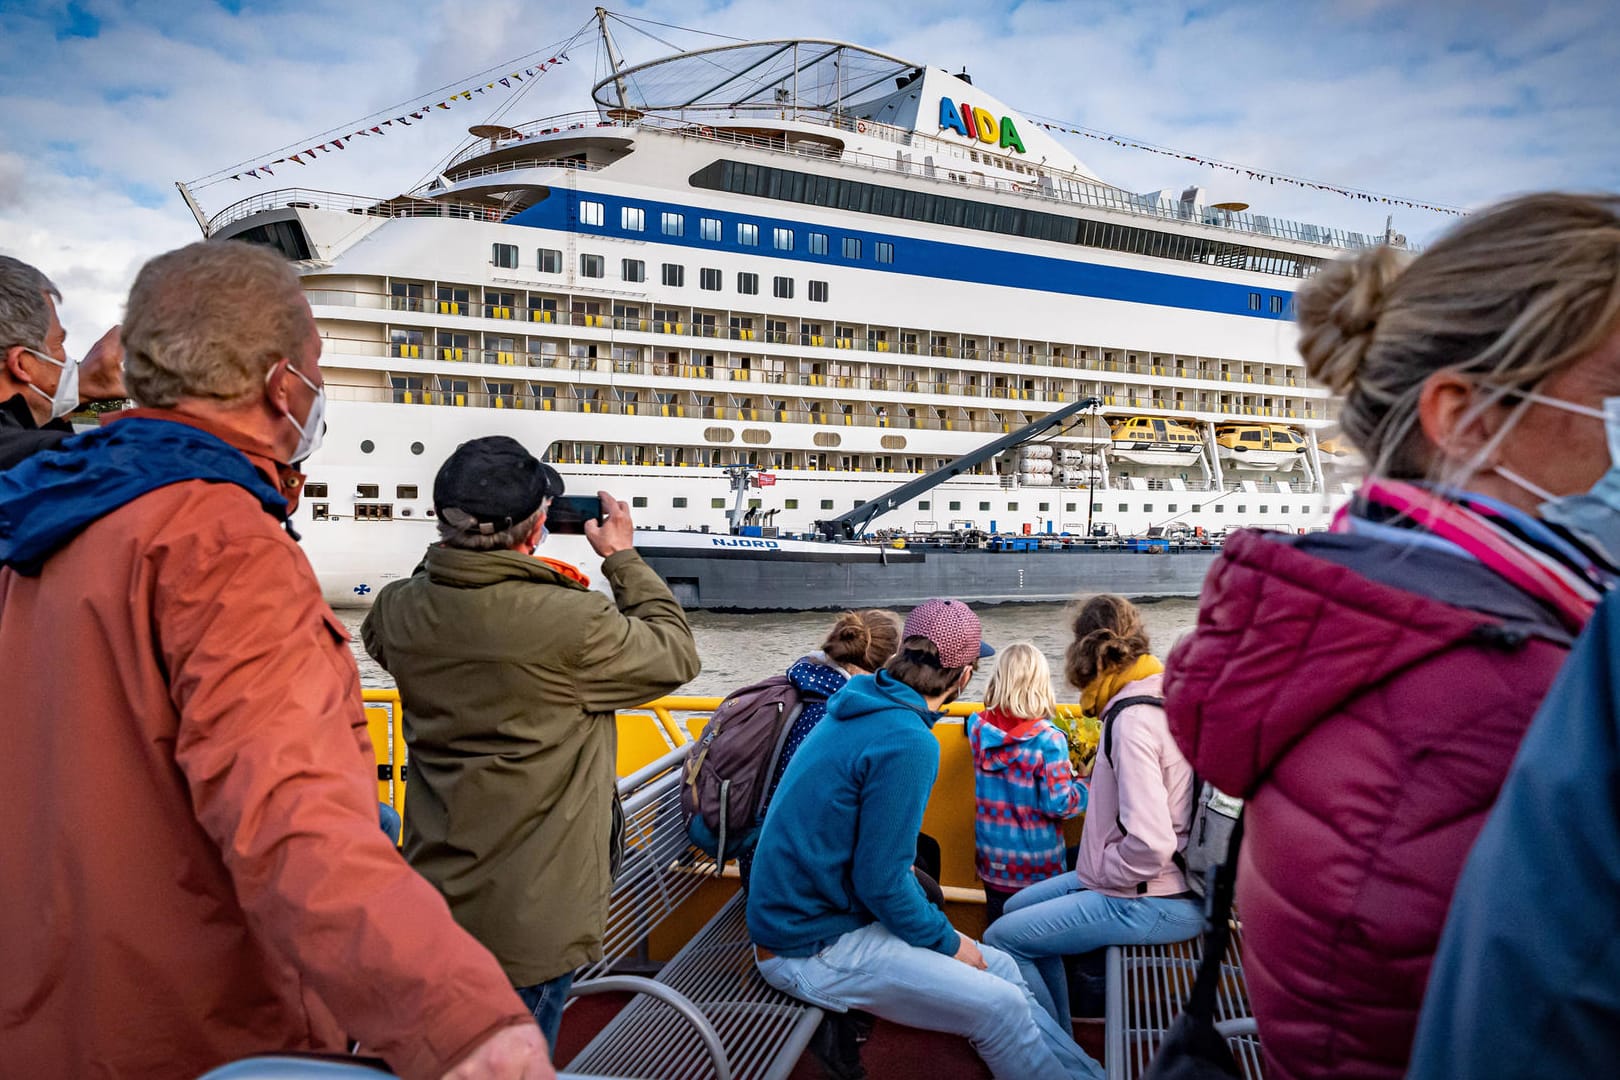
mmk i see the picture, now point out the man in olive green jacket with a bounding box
[362,436,700,1056]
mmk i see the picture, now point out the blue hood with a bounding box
[786,655,849,699]
[0,417,287,575]
[826,671,941,728]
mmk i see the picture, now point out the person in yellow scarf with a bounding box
[984,595,1202,1026]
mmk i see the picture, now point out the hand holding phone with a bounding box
[584,490,634,557]
[544,494,605,535]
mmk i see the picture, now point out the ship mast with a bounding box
[596,7,631,115]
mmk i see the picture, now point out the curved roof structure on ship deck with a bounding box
[592,39,920,116]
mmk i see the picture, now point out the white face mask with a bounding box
[1494,392,1620,564]
[24,347,80,421]
[266,360,326,465]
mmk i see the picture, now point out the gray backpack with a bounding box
[680,675,804,864]
[1100,694,1242,898]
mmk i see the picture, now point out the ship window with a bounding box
[1270,295,1284,314]
[579,200,604,227]
[673,497,688,507]
[621,206,645,232]
[633,496,648,508]
[700,216,721,241]
[1119,504,1129,512]
[355,503,394,521]
[773,227,794,251]
[773,276,793,299]
[311,503,329,520]
[785,498,799,509]
[1092,503,1103,512]
[397,485,418,499]
[737,272,759,295]
[491,243,519,269]
[979,501,991,511]
[842,237,862,260]
[1143,505,1152,513]
[809,280,829,303]
[1242,432,1264,443]
[737,222,759,246]
[1008,502,1019,511]
[919,501,931,510]
[1039,502,1050,511]
[305,482,329,498]
[358,484,380,498]
[622,259,645,283]
[360,443,375,456]
[662,212,684,236]
[1168,504,1177,513]
[580,254,604,278]
[230,219,312,261]
[874,241,894,264]
[1249,292,1261,311]
[700,268,722,291]
[662,263,685,287]
[712,498,726,508]
[821,499,835,510]
[1237,505,1247,513]
[538,248,562,273]
[949,501,961,511]
[1260,506,1269,514]
[808,232,829,255]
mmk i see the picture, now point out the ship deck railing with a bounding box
[1105,917,1264,1079]
[436,106,1403,257]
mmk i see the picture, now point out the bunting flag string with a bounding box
[225,55,569,183]
[1028,115,1466,217]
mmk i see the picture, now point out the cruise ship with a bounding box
[201,28,1378,608]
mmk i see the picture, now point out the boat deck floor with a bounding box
[556,992,1107,1077]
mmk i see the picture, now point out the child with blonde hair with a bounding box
[969,643,1087,924]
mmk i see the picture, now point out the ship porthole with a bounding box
[361,440,375,454]
[411,441,425,455]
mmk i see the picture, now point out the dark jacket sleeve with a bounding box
[1409,591,1620,1079]
[571,549,701,712]
[0,421,71,471]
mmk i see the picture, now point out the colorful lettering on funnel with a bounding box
[938,97,1025,154]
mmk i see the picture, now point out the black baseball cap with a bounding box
[433,436,563,528]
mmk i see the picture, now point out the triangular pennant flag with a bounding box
[500,77,510,87]
[399,118,411,125]
[371,125,381,133]
[410,111,423,119]
[475,86,485,93]
[436,102,450,110]
[512,72,523,81]
[331,139,346,149]
[290,154,304,164]
[231,174,242,181]
[262,165,274,175]
[460,91,471,100]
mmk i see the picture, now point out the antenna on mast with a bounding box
[596,7,631,114]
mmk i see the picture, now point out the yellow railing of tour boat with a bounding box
[363,689,1088,896]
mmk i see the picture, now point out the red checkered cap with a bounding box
[902,599,993,669]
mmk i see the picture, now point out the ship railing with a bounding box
[206,188,516,235]
[435,104,1409,256]
[307,290,1324,396]
[437,157,603,186]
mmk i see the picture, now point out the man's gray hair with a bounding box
[123,240,311,407]
[437,505,545,551]
[0,255,61,353]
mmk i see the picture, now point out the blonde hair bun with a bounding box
[1294,245,1411,395]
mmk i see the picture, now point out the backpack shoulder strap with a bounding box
[1099,695,1165,768]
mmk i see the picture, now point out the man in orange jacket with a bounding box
[0,240,550,1080]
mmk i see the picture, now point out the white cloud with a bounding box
[1,0,1614,348]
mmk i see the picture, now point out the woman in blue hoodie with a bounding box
[738,609,900,887]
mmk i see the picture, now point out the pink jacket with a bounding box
[1072,674,1194,898]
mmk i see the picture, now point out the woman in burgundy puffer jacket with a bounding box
[1165,192,1620,1080]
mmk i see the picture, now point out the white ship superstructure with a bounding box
[205,36,1378,607]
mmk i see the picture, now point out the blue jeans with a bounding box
[516,970,574,1058]
[755,922,1103,1080]
[984,874,1203,1025]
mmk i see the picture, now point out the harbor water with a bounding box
[341,598,1200,700]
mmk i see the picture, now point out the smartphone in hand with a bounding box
[545,494,606,534]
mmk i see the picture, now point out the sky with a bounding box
[1,0,1615,350]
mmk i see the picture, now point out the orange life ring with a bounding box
[856,120,868,134]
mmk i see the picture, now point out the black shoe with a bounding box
[809,1012,868,1080]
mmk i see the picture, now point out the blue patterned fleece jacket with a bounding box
[969,708,1087,890]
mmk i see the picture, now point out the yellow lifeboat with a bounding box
[1215,423,1307,471]
[1108,416,1204,466]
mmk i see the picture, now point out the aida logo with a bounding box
[938,98,1026,154]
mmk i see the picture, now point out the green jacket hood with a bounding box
[424,543,590,591]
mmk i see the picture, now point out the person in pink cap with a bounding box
[747,599,1103,1079]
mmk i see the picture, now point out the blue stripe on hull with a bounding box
[508,189,1296,321]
